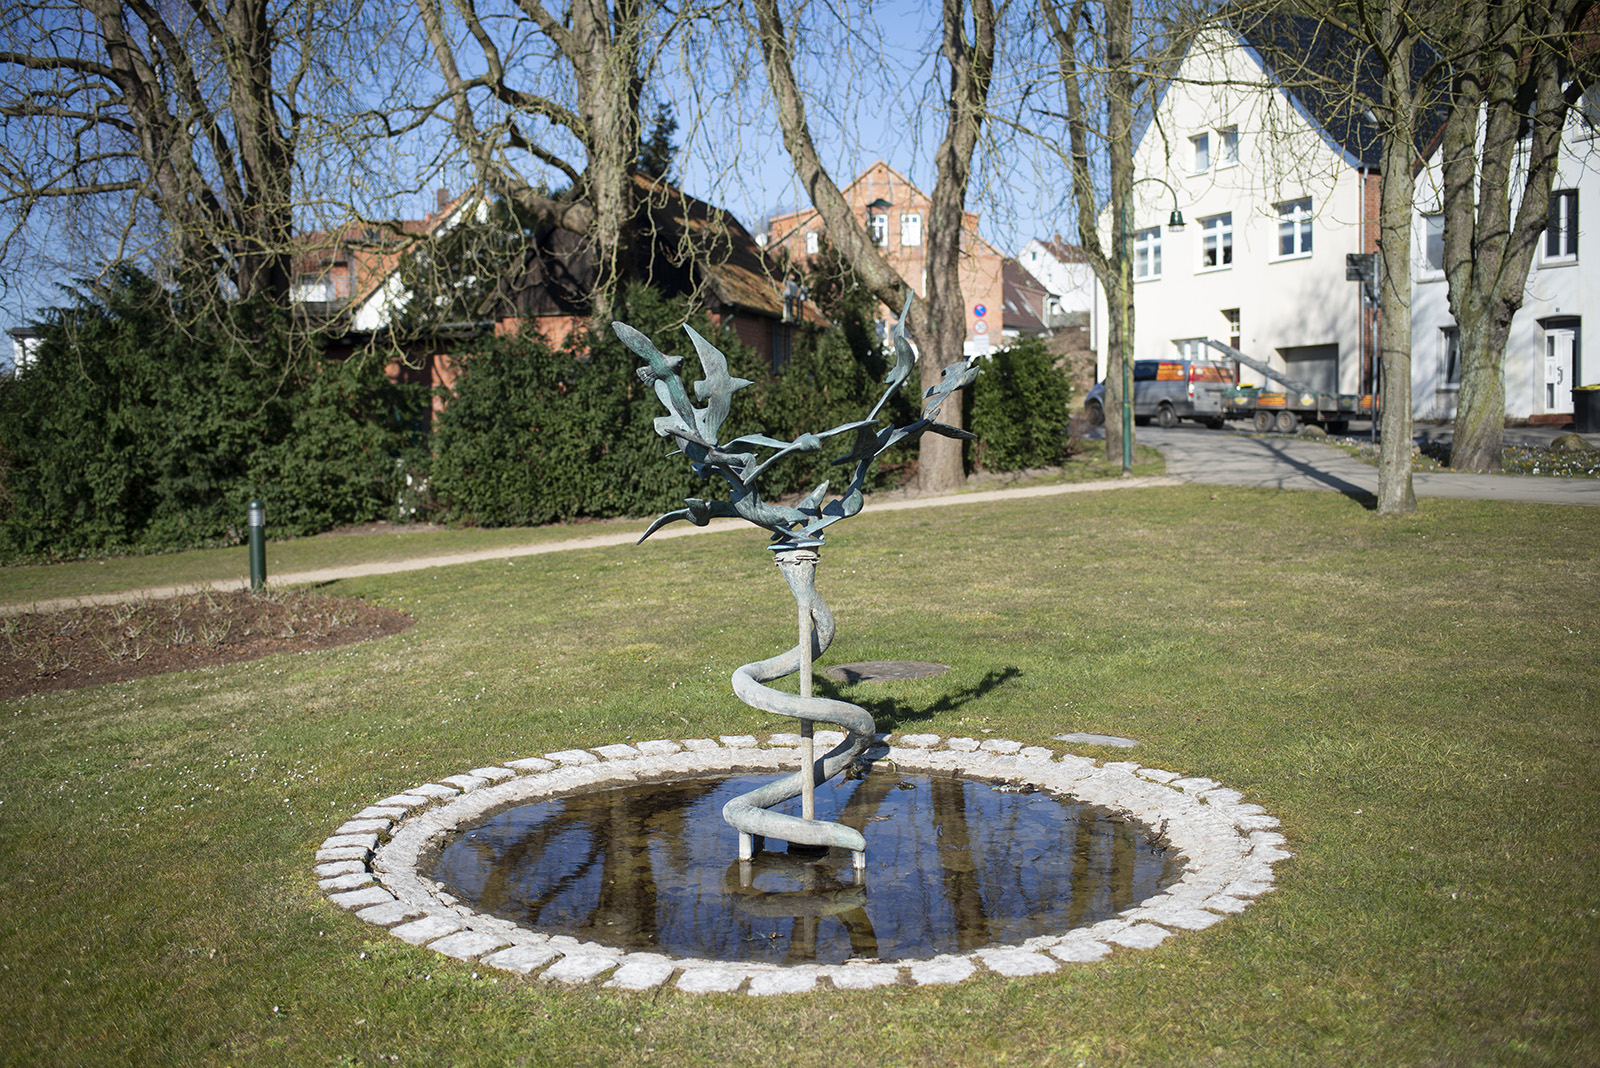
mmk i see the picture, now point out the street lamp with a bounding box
[1117,180,1185,475]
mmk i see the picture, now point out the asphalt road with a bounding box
[1132,423,1600,506]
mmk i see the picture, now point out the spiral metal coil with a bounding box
[721,552,874,866]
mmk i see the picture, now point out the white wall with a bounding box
[1409,103,1600,420]
[1099,27,1373,396]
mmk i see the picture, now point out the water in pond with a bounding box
[428,770,1178,964]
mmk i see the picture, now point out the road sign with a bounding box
[973,304,986,317]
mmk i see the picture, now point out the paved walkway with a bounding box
[1138,425,1600,506]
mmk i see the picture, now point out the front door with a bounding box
[1544,328,1575,414]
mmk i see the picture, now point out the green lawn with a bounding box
[2,483,1596,1067]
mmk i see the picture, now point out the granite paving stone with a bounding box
[1049,940,1112,962]
[314,860,368,878]
[391,916,465,945]
[335,818,391,835]
[321,833,379,852]
[439,774,488,792]
[356,900,423,926]
[592,744,641,761]
[408,783,461,800]
[316,846,372,863]
[896,734,941,748]
[680,738,722,751]
[1107,924,1173,949]
[946,737,980,752]
[718,735,759,748]
[544,749,599,765]
[636,740,683,756]
[467,766,516,781]
[429,931,514,960]
[356,806,409,820]
[825,964,902,989]
[908,956,976,985]
[976,948,1058,976]
[677,966,746,993]
[481,945,561,974]
[319,872,375,891]
[606,957,677,991]
[505,757,556,772]
[749,970,819,995]
[329,886,395,910]
[542,952,620,984]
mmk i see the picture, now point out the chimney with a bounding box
[436,187,449,213]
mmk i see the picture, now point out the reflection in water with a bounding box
[428,772,1178,965]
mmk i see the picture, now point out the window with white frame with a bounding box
[1545,190,1578,262]
[1222,307,1241,350]
[1440,326,1460,388]
[1423,213,1444,272]
[1134,226,1162,279]
[1191,133,1210,172]
[1218,126,1239,167]
[901,212,922,246]
[869,212,888,248]
[1200,213,1233,269]
[1175,338,1208,360]
[805,229,819,256]
[1276,198,1314,257]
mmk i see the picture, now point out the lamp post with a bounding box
[1117,181,1185,475]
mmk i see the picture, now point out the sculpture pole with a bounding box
[612,295,980,870]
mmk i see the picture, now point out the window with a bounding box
[1134,226,1162,279]
[1423,213,1444,272]
[1440,327,1460,388]
[901,212,922,246]
[1545,190,1578,262]
[869,212,888,248]
[1222,308,1241,351]
[1175,338,1208,360]
[1218,126,1239,167]
[1276,198,1313,258]
[805,230,819,256]
[1191,133,1210,172]
[1200,213,1233,269]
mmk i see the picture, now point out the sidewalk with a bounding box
[1139,425,1600,506]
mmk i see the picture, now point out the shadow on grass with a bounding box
[816,665,1023,733]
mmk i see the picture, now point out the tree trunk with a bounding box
[752,0,992,493]
[1375,11,1417,516]
[1451,313,1509,471]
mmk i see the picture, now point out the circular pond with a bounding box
[427,770,1179,964]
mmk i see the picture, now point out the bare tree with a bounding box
[749,0,996,494]
[1436,0,1592,472]
[412,0,704,321]
[1038,0,1146,470]
[0,0,400,315]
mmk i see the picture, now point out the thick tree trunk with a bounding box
[1376,19,1417,516]
[1451,315,1509,472]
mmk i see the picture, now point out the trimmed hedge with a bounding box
[0,268,425,561]
[969,337,1076,471]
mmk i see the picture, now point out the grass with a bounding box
[2,482,1596,1067]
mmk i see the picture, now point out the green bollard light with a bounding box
[248,499,266,592]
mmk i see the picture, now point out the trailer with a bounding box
[1199,339,1374,434]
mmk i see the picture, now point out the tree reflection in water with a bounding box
[429,771,1177,965]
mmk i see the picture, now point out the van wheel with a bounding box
[1085,399,1104,426]
[1155,404,1179,428]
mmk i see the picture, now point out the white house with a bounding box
[1409,87,1600,422]
[1096,14,1417,400]
[1018,236,1099,346]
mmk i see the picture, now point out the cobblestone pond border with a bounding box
[317,734,1290,995]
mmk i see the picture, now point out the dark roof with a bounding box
[503,176,824,325]
[1001,257,1052,334]
[1230,9,1449,169]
